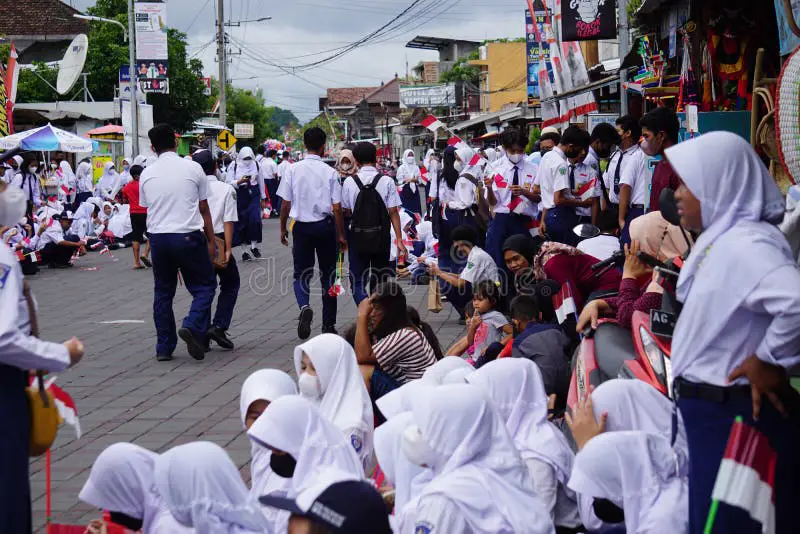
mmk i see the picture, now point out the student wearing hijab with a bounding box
[294,333,375,471]
[663,132,800,534]
[397,149,424,215]
[374,411,431,514]
[397,384,553,534]
[119,157,133,186]
[263,149,281,216]
[79,443,191,533]
[247,395,364,495]
[423,149,439,209]
[154,441,272,533]
[10,153,43,217]
[569,431,689,534]
[227,146,267,261]
[240,369,297,531]
[335,149,358,185]
[74,158,94,207]
[419,355,473,384]
[468,359,580,530]
[55,160,77,205]
[94,161,121,201]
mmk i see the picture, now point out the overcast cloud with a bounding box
[70,0,529,122]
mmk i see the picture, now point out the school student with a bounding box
[343,141,407,305]
[396,149,424,215]
[567,145,601,226]
[10,153,42,217]
[194,150,240,350]
[373,412,430,514]
[278,127,346,340]
[484,127,540,267]
[639,107,681,212]
[139,124,217,362]
[227,146,267,261]
[121,164,151,270]
[74,158,94,207]
[583,122,620,175]
[94,161,122,202]
[34,211,85,267]
[263,148,281,215]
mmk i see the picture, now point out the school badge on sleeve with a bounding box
[414,522,433,534]
[350,434,363,453]
[0,263,11,290]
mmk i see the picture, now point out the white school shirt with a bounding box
[205,175,239,234]
[277,154,342,222]
[459,246,499,285]
[603,144,648,205]
[492,158,539,217]
[263,158,279,180]
[139,151,209,234]
[583,146,601,174]
[277,159,292,179]
[577,234,620,261]
[341,165,402,212]
[36,223,66,250]
[536,146,570,210]
[11,172,42,207]
[0,244,70,371]
[554,160,600,218]
[75,162,94,193]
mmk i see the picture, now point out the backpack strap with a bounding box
[351,175,364,191]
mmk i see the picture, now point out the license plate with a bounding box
[650,309,677,338]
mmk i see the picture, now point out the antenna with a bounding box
[57,34,89,95]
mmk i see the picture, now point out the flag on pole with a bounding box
[327,252,345,297]
[447,136,464,147]
[705,417,776,534]
[552,283,577,325]
[576,178,598,201]
[468,153,483,167]
[420,115,444,132]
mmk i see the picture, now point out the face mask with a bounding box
[405,156,415,164]
[454,161,464,173]
[540,147,552,156]
[108,512,143,531]
[270,452,297,478]
[298,372,322,399]
[508,153,524,164]
[123,165,130,171]
[401,424,438,468]
[0,186,28,226]
[340,162,353,172]
[29,166,38,174]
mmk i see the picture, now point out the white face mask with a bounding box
[339,162,353,172]
[401,424,438,468]
[298,372,322,399]
[0,186,28,226]
[405,156,415,164]
[454,160,464,173]
[508,153,524,164]
[28,166,38,174]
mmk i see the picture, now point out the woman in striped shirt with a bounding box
[354,281,437,401]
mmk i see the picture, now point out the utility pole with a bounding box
[127,0,139,156]
[217,0,227,127]
[618,0,629,115]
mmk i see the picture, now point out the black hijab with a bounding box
[501,234,543,266]
[441,145,459,190]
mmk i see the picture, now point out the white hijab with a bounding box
[58,161,75,184]
[293,334,373,450]
[79,443,191,534]
[154,441,271,534]
[420,356,473,385]
[375,379,428,420]
[239,370,298,501]
[455,145,475,175]
[401,384,553,534]
[72,201,96,222]
[423,149,434,169]
[441,366,474,384]
[590,379,687,460]
[97,162,119,191]
[568,431,689,534]
[373,411,431,513]
[247,395,364,495]
[398,149,420,189]
[467,359,574,484]
[234,147,258,181]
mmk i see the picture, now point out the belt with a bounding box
[674,377,751,403]
[631,204,645,210]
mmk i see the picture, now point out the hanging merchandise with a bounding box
[776,47,800,185]
[676,25,700,112]
[706,10,754,111]
[700,41,718,112]
[561,0,617,41]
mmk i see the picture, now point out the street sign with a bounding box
[217,130,237,151]
[234,123,254,138]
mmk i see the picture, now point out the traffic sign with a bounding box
[217,130,237,151]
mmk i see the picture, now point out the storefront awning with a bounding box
[540,75,619,105]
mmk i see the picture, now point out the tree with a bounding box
[266,107,299,130]
[440,50,480,85]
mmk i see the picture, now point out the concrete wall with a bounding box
[470,42,527,113]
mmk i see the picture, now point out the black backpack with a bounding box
[350,173,390,254]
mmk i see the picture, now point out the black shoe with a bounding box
[156,353,173,362]
[178,327,206,360]
[322,325,338,335]
[208,326,234,350]
[298,306,313,340]
[140,256,152,268]
[251,247,262,259]
[242,251,252,262]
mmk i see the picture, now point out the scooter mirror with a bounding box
[659,188,682,227]
[573,223,600,239]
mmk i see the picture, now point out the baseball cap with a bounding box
[259,470,391,534]
[192,149,214,165]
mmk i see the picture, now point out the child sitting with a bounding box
[446,281,512,365]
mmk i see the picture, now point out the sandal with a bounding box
[140,256,152,268]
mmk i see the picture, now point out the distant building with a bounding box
[0,0,88,63]
[406,36,481,77]
[320,79,402,142]
[469,42,527,113]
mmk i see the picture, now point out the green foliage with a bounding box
[525,126,541,155]
[627,0,643,20]
[15,62,60,103]
[267,107,299,130]
[440,54,480,84]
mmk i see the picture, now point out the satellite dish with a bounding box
[57,34,88,95]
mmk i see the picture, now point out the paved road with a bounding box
[27,219,464,531]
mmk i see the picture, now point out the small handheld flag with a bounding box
[576,178,598,201]
[420,115,444,132]
[552,283,577,325]
[328,252,345,297]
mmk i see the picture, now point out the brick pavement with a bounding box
[27,220,465,531]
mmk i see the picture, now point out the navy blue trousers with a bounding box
[620,206,645,246]
[400,183,424,214]
[149,231,217,355]
[292,219,337,329]
[485,212,528,267]
[545,206,579,246]
[0,366,31,534]
[348,228,392,305]
[235,184,263,245]
[212,240,240,331]
[678,392,800,533]
[266,179,281,212]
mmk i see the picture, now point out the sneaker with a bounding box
[322,325,338,335]
[242,251,252,262]
[251,248,262,259]
[156,353,173,362]
[298,306,313,340]
[208,326,234,350]
[178,327,206,361]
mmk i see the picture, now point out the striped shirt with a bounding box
[373,327,437,384]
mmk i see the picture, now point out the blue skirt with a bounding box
[235,184,263,245]
[400,183,425,214]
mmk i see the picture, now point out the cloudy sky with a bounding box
[70,0,530,122]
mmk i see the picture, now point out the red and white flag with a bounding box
[707,418,776,534]
[29,251,41,263]
[527,217,541,236]
[420,115,444,132]
[447,136,464,147]
[28,375,81,439]
[507,196,526,214]
[60,185,70,195]
[552,283,577,324]
[576,178,597,201]
[420,166,429,185]
[468,154,483,167]
[493,174,508,188]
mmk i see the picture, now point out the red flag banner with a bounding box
[576,178,597,201]
[420,115,444,132]
[552,283,577,325]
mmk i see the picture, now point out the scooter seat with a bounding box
[594,322,637,380]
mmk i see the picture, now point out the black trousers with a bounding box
[0,365,31,533]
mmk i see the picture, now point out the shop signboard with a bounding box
[561,0,617,42]
[134,2,169,94]
[526,4,552,107]
[399,84,456,108]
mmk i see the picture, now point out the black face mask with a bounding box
[270,452,297,478]
[109,511,143,531]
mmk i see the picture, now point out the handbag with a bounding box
[427,275,443,313]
